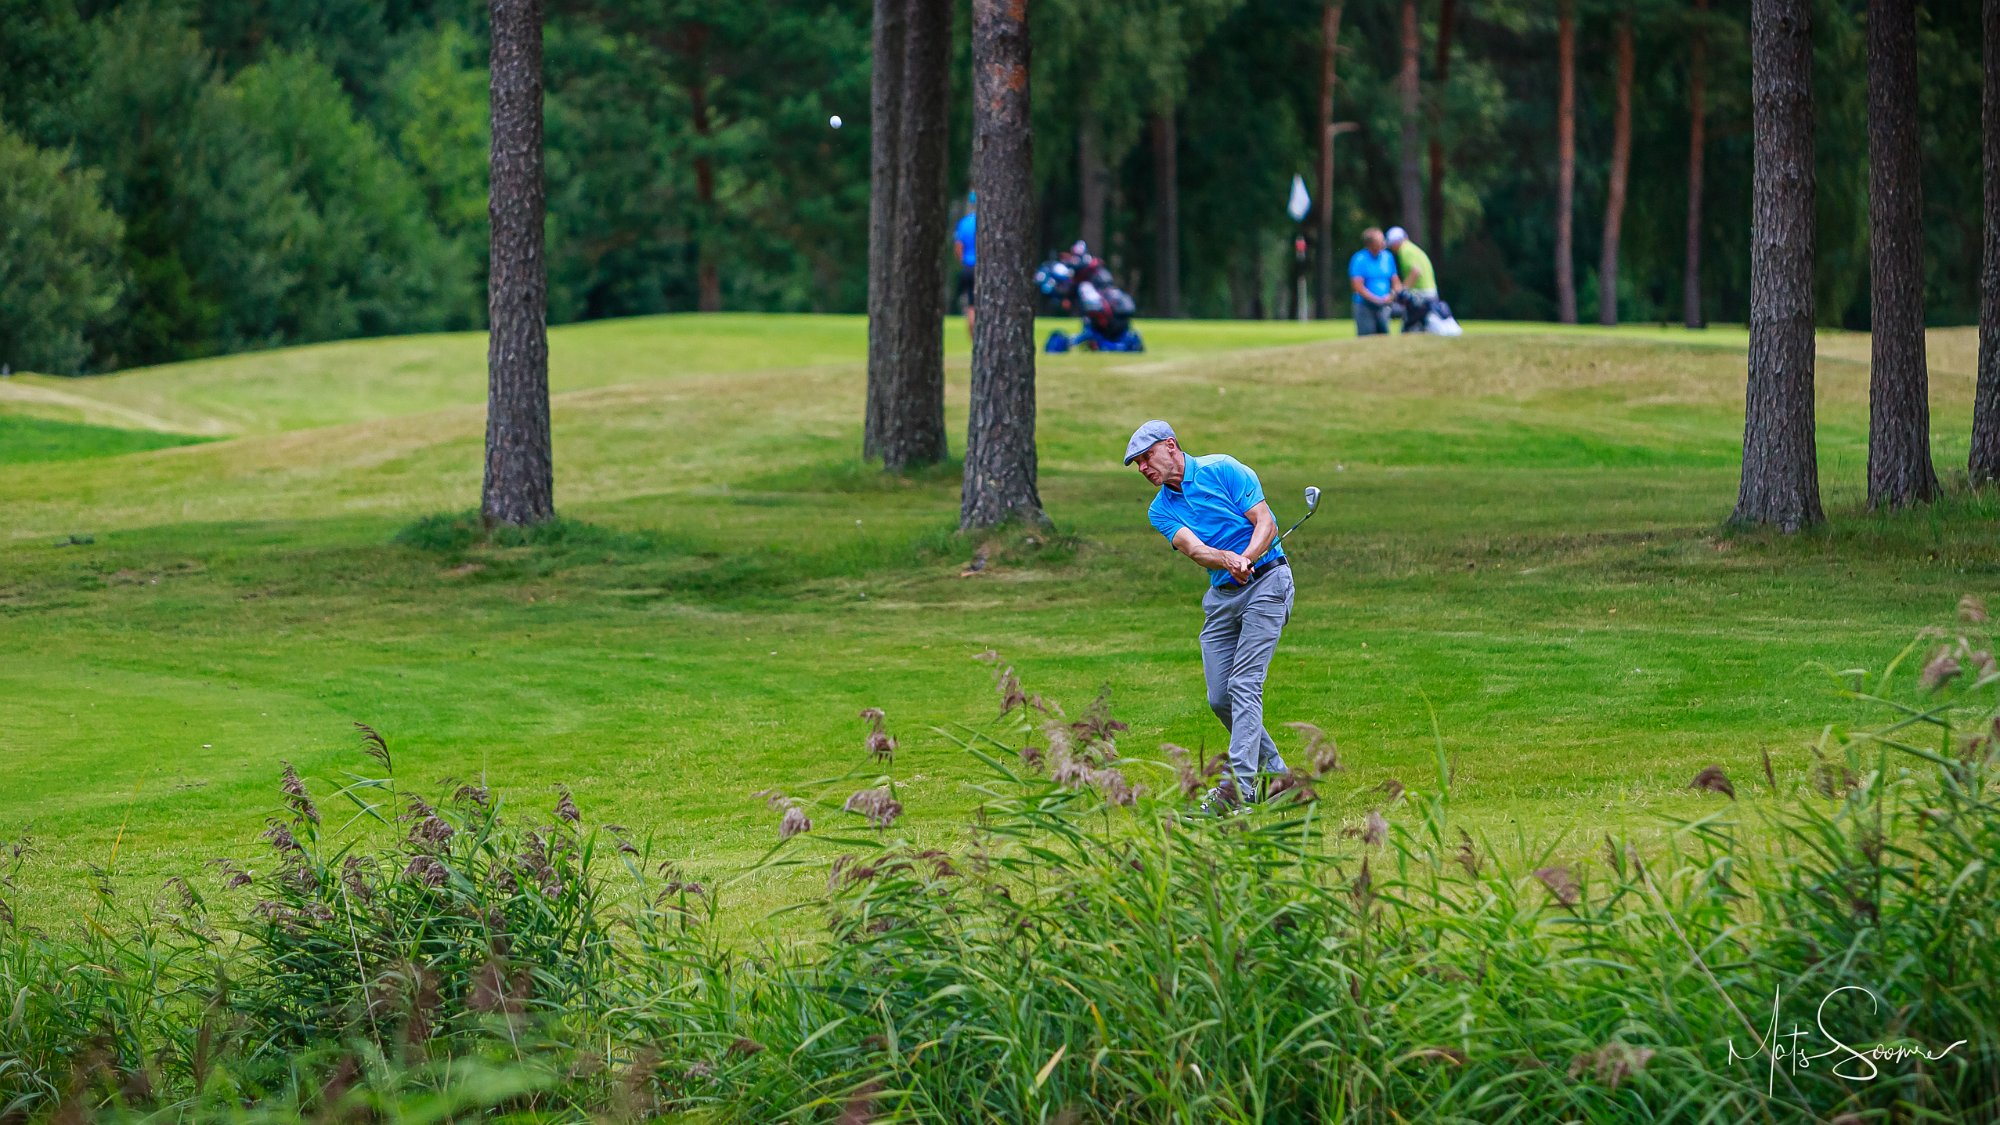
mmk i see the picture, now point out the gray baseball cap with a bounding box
[1123,419,1177,464]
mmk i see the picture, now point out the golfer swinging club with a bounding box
[1125,420,1292,813]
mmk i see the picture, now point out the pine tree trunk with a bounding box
[1427,0,1455,249]
[1684,0,1708,329]
[1315,1,1343,320]
[1151,109,1183,317]
[962,0,1044,530]
[864,0,907,462]
[1598,10,1633,326]
[1974,0,2000,481]
[1229,264,1249,318]
[1555,0,1577,324]
[1398,0,1424,242]
[1732,0,1821,530]
[1866,0,1939,507]
[1249,236,1267,319]
[879,0,951,472]
[1079,109,1107,253]
[482,0,554,527]
[686,23,721,313]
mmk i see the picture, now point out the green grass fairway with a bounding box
[4,314,1996,925]
[0,414,208,465]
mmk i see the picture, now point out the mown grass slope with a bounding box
[3,313,1995,923]
[0,415,207,465]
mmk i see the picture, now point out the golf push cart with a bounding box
[1035,241,1145,353]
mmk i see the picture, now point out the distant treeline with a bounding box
[0,0,1985,374]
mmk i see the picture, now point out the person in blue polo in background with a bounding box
[1347,225,1403,337]
[952,191,977,336]
[1124,419,1294,814]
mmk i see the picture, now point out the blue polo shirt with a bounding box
[954,212,977,266]
[1348,248,1398,303]
[1147,453,1285,587]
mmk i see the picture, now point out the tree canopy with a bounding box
[0,0,1987,373]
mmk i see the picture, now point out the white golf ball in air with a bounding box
[829,115,843,129]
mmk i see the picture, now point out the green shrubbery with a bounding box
[4,622,1997,1122]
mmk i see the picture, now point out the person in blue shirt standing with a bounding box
[952,192,978,336]
[1347,226,1403,337]
[1124,419,1293,813]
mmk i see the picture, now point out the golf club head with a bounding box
[1303,486,1321,513]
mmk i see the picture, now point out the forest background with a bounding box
[5,0,1987,376]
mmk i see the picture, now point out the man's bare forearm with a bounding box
[1176,536,1231,570]
[1172,528,1253,582]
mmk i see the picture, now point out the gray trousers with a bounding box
[1199,565,1294,797]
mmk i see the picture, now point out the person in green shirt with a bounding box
[1385,227,1436,299]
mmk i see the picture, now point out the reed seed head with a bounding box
[780,806,812,840]
[1533,865,1580,907]
[1921,648,1962,691]
[843,787,903,829]
[279,762,319,824]
[1688,765,1735,799]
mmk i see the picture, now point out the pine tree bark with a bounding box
[1684,0,1708,329]
[1079,108,1107,252]
[482,0,554,527]
[962,0,1044,530]
[685,22,722,313]
[1248,236,1266,319]
[1555,0,1577,324]
[1151,109,1183,317]
[1398,0,1424,242]
[1866,0,1939,508]
[1427,0,1455,249]
[1974,0,2000,481]
[1315,1,1343,320]
[1732,0,1821,530]
[864,0,907,462]
[878,0,951,472]
[1598,9,1633,326]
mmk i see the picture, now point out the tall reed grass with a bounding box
[3,618,1996,1122]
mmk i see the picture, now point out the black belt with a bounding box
[1251,556,1289,579]
[1228,557,1288,586]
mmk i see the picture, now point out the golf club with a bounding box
[1277,485,1322,544]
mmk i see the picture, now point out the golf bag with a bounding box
[1395,293,1464,337]
[1035,242,1145,352]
